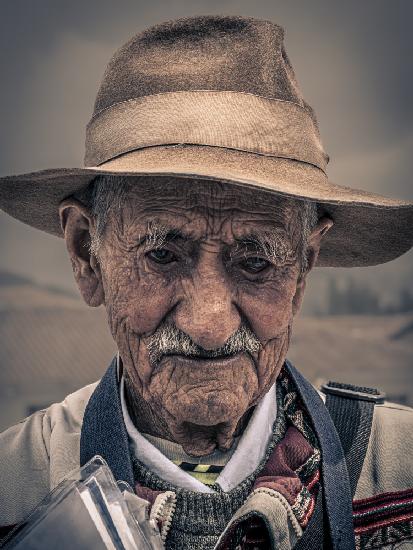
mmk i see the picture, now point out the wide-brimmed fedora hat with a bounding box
[0,15,412,267]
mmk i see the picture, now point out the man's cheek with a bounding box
[240,293,294,341]
[107,278,176,335]
[260,330,289,373]
[115,330,153,398]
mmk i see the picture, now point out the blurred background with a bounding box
[0,0,412,431]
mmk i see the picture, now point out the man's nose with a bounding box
[173,267,241,351]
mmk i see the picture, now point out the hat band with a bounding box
[85,90,329,171]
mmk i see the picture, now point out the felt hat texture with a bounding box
[0,15,412,267]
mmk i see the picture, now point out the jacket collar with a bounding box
[80,355,135,487]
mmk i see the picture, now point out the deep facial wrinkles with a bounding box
[94,180,308,455]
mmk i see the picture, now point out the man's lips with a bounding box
[152,352,254,374]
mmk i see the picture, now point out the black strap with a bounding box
[322,381,384,497]
[285,361,356,550]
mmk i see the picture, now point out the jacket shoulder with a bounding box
[0,381,98,527]
[356,400,413,498]
[317,387,413,497]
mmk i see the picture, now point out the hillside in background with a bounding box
[0,272,412,431]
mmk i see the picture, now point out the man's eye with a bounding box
[146,249,177,264]
[240,257,271,273]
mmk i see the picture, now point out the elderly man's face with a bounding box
[60,179,331,456]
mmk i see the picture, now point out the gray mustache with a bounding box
[146,323,262,365]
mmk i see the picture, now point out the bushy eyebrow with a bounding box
[137,221,189,249]
[233,232,296,264]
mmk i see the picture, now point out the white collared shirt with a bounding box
[120,375,278,494]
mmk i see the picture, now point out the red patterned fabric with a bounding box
[353,487,413,535]
[253,426,315,506]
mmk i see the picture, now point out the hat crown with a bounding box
[93,15,316,124]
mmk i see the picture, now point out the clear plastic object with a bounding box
[2,456,165,550]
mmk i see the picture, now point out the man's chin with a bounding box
[172,418,241,457]
[147,353,259,455]
[163,382,256,454]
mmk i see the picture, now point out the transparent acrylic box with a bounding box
[2,456,164,550]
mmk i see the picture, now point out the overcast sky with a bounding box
[0,0,412,311]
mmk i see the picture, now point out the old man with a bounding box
[1,15,413,550]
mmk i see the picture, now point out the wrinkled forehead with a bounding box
[121,176,300,227]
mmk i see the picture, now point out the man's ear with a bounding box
[292,216,334,315]
[59,198,105,307]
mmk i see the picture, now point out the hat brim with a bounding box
[0,145,412,267]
